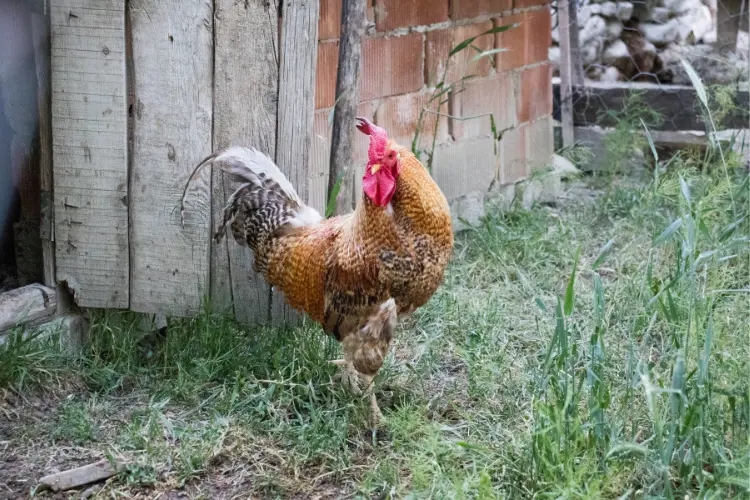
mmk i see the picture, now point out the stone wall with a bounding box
[549,0,749,85]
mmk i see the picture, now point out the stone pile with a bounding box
[549,0,749,84]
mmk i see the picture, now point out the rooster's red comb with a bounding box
[356,117,388,162]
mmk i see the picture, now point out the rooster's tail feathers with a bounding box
[185,147,321,252]
[202,147,302,205]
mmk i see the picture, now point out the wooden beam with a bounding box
[128,0,212,316]
[553,81,750,131]
[328,0,367,215]
[565,0,585,87]
[271,0,320,324]
[50,0,129,308]
[556,0,576,147]
[212,0,279,323]
[0,283,57,332]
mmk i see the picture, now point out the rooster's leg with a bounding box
[330,359,362,394]
[349,299,398,428]
[360,373,383,427]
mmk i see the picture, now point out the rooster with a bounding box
[182,118,454,425]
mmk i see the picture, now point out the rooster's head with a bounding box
[356,117,401,207]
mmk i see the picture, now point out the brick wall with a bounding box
[311,0,553,211]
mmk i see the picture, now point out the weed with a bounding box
[52,397,94,444]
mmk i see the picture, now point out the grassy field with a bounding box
[1,143,749,498]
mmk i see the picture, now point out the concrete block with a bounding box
[432,136,496,201]
[487,182,517,211]
[0,313,89,354]
[451,190,486,232]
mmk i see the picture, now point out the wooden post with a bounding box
[717,0,743,50]
[557,0,577,147]
[328,0,366,215]
[566,0,585,87]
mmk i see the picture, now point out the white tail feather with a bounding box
[213,147,303,205]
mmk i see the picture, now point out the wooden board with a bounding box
[553,81,750,131]
[128,0,212,316]
[0,283,57,332]
[212,0,279,323]
[270,0,320,324]
[50,0,129,308]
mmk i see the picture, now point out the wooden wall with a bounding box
[47,0,554,322]
[48,0,319,322]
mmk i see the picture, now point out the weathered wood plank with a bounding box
[31,10,57,288]
[552,81,750,131]
[212,0,279,323]
[39,459,117,492]
[128,0,212,316]
[0,283,57,332]
[50,0,128,308]
[270,0,320,324]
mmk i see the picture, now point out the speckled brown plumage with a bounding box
[193,138,453,427]
[256,144,453,341]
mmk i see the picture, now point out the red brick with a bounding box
[525,9,551,66]
[450,74,515,140]
[315,41,339,109]
[495,10,551,72]
[376,91,450,150]
[516,63,552,123]
[450,0,512,20]
[361,33,424,100]
[319,0,341,40]
[494,14,524,71]
[499,124,527,184]
[375,0,449,31]
[425,21,494,86]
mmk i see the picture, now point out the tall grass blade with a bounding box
[698,313,713,386]
[641,119,659,163]
[470,47,508,62]
[564,247,581,316]
[680,58,708,109]
[654,217,684,246]
[592,238,615,270]
[449,24,518,56]
[679,175,691,209]
[325,170,345,217]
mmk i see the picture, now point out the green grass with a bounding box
[2,149,749,498]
